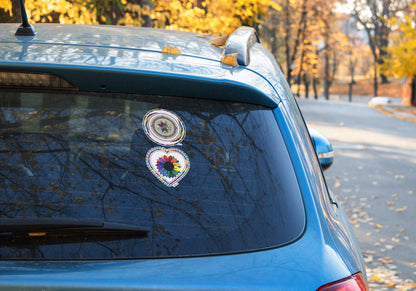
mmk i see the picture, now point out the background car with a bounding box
[0,11,367,291]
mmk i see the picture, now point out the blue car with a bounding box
[0,13,367,291]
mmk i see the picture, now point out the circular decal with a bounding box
[142,109,185,146]
[146,147,190,187]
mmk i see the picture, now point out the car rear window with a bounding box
[0,91,305,259]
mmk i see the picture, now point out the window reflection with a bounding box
[0,92,304,259]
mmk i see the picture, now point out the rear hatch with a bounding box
[0,90,305,260]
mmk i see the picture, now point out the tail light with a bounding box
[317,273,368,291]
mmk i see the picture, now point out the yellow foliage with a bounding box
[21,0,97,24]
[152,0,280,34]
[2,0,280,35]
[0,0,12,16]
[381,15,416,78]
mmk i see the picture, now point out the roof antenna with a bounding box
[15,0,36,36]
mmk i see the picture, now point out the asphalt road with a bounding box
[298,98,416,290]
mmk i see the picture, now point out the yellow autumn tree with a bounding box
[2,0,280,32]
[0,0,17,22]
[25,0,96,24]
[381,17,416,79]
[0,1,12,16]
[381,11,416,106]
[0,0,151,25]
[151,0,281,34]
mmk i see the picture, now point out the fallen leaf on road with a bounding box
[367,266,416,291]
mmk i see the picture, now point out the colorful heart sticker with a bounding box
[146,147,190,187]
[142,109,186,146]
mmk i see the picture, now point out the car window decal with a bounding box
[143,109,189,187]
[146,147,190,187]
[142,109,186,146]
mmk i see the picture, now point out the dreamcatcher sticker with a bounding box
[146,147,190,187]
[142,109,185,146]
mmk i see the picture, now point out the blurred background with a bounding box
[1,0,415,105]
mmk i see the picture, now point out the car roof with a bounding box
[0,23,285,107]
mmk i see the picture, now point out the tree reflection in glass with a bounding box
[0,92,304,259]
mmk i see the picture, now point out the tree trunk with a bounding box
[284,0,307,86]
[348,82,353,102]
[313,77,318,100]
[141,0,153,27]
[303,74,310,99]
[323,43,330,100]
[373,57,378,97]
[284,0,292,85]
[380,74,389,84]
[401,77,416,106]
[378,14,390,84]
[270,28,278,57]
[296,55,305,98]
[323,79,329,100]
[0,0,21,23]
[348,43,355,102]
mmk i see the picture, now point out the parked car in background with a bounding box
[0,11,367,290]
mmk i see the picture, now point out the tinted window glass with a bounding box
[0,92,305,259]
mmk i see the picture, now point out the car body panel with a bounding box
[0,23,367,290]
[0,222,350,291]
[0,24,279,107]
[275,100,366,278]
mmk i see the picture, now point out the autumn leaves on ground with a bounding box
[340,192,416,291]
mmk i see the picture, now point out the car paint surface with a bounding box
[0,23,366,290]
[0,24,279,107]
[0,226,349,290]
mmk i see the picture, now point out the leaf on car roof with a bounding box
[197,33,213,39]
[221,53,239,67]
[210,33,229,47]
[161,46,181,55]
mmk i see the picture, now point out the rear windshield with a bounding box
[0,91,305,260]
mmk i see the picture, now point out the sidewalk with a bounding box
[367,97,416,122]
[298,95,416,122]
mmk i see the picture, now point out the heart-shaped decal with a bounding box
[146,147,190,187]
